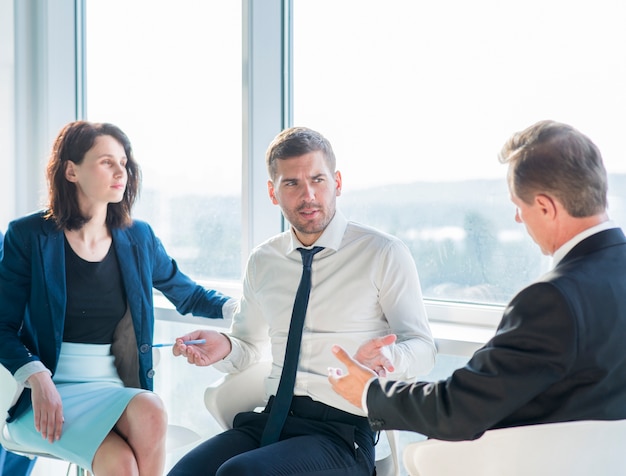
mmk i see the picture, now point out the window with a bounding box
[85,0,243,442]
[85,0,243,282]
[0,0,14,229]
[9,4,625,472]
[293,0,626,307]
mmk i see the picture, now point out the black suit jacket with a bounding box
[367,228,626,440]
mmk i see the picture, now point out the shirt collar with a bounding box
[551,219,617,268]
[287,210,348,254]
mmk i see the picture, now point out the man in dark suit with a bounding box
[328,120,626,440]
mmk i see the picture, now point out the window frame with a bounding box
[7,0,503,350]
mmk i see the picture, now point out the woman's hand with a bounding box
[28,371,64,442]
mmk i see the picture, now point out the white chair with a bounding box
[204,361,401,476]
[0,364,88,475]
[402,419,626,476]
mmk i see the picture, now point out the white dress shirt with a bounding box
[551,220,618,267]
[214,210,436,416]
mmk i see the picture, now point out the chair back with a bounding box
[205,360,270,430]
[0,365,25,452]
[403,419,626,476]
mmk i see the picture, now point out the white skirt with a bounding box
[6,342,147,472]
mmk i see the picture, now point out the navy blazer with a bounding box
[0,211,230,420]
[367,227,626,440]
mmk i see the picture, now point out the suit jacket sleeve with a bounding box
[132,221,231,318]
[366,282,576,440]
[0,220,40,374]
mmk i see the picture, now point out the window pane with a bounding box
[85,0,242,281]
[293,0,626,305]
[0,0,14,229]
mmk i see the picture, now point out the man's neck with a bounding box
[551,213,613,266]
[556,212,609,250]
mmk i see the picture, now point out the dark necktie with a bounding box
[260,246,325,446]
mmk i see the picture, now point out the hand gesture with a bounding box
[354,333,396,377]
[28,371,64,442]
[172,330,231,366]
[328,345,377,409]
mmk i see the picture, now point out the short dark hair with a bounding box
[265,127,336,180]
[45,121,141,230]
[498,120,607,217]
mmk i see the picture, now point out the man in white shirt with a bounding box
[328,120,626,442]
[169,127,435,475]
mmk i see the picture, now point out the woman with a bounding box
[0,121,235,475]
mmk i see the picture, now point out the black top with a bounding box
[63,237,127,344]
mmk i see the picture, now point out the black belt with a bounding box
[264,395,370,431]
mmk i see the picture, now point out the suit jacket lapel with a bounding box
[112,227,145,334]
[39,223,66,338]
[112,227,139,292]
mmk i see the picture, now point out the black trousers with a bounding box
[168,396,376,476]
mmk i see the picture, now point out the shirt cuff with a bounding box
[361,376,377,414]
[14,361,51,387]
[212,334,241,373]
[221,298,239,320]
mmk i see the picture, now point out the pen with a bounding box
[152,339,206,348]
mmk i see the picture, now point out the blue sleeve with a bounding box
[0,221,40,374]
[145,224,232,318]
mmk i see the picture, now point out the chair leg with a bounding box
[71,462,89,476]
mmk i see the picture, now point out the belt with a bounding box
[264,395,370,430]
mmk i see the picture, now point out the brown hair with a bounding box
[266,127,336,180]
[44,121,141,230]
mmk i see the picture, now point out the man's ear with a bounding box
[268,180,279,205]
[335,170,342,197]
[65,161,78,183]
[535,193,558,219]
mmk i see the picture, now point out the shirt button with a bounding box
[139,344,150,353]
[147,369,155,379]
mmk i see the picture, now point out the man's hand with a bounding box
[354,334,397,377]
[328,345,377,409]
[172,330,232,366]
[28,371,64,442]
